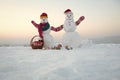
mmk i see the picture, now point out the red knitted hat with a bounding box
[40,13,48,18]
[64,9,71,14]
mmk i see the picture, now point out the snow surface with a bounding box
[0,43,120,80]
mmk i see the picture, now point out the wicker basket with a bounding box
[30,35,44,49]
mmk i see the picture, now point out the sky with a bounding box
[0,0,120,45]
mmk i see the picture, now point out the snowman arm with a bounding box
[31,20,39,28]
[51,25,63,32]
[75,16,85,26]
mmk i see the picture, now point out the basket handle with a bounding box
[30,35,40,46]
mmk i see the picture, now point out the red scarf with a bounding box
[38,23,50,39]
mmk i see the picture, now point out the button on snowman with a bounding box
[62,9,85,49]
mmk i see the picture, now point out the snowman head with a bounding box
[64,9,74,20]
[64,9,76,32]
[40,13,48,23]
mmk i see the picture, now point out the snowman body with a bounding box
[62,9,84,48]
[63,18,81,48]
[63,17,76,32]
[43,27,55,48]
[63,32,81,48]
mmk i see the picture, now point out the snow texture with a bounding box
[43,33,55,48]
[62,32,81,48]
[0,42,120,80]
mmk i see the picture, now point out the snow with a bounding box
[0,43,120,80]
[62,32,81,48]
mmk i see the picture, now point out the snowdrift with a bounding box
[0,43,120,80]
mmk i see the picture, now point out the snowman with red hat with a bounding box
[31,13,63,49]
[62,9,85,49]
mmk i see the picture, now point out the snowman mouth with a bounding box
[67,16,71,19]
[67,16,73,20]
[67,17,72,20]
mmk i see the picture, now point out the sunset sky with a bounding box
[0,0,120,44]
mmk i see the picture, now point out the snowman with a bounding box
[31,13,63,49]
[62,9,85,49]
